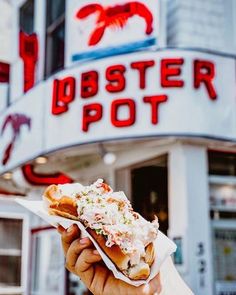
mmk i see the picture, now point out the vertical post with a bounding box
[9,1,24,102]
[168,143,213,295]
[34,0,46,81]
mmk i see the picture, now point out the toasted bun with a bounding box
[87,229,152,280]
[44,184,60,202]
[49,208,80,221]
[43,188,79,218]
[128,261,150,280]
[49,197,78,217]
[87,228,130,271]
[145,242,155,266]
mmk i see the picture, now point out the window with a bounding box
[20,0,35,34]
[45,0,65,78]
[209,150,236,219]
[0,217,22,288]
[208,150,236,176]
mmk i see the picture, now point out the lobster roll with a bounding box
[43,179,159,280]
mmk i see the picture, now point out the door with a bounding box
[131,155,168,234]
[30,227,65,295]
[30,226,92,295]
[212,221,236,295]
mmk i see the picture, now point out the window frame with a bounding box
[29,226,65,295]
[0,212,29,295]
[44,1,65,78]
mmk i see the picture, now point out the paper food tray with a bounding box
[16,198,176,287]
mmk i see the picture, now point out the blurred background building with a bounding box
[0,0,235,294]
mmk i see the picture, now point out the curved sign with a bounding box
[46,50,236,149]
[0,50,235,173]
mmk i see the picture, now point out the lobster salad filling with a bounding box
[56,179,159,265]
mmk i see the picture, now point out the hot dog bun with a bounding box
[43,180,158,280]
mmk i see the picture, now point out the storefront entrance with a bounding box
[131,155,168,234]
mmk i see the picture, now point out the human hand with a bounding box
[58,224,162,295]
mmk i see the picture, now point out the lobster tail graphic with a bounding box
[76,1,154,46]
[1,113,31,166]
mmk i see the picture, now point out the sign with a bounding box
[1,113,31,165]
[66,0,160,65]
[0,50,235,173]
[173,237,183,265]
[19,31,39,93]
[0,84,44,173]
[21,164,73,185]
[45,50,235,150]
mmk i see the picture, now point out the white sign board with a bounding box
[66,0,160,66]
[0,85,44,172]
[0,50,235,173]
[45,50,236,150]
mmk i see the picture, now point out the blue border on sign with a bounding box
[72,37,157,62]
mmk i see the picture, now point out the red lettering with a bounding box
[111,99,136,127]
[131,60,155,89]
[19,31,38,92]
[81,71,99,98]
[143,95,168,124]
[161,58,184,87]
[0,62,10,83]
[106,65,126,93]
[52,77,76,115]
[82,103,103,132]
[194,60,217,100]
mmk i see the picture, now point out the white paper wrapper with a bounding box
[16,198,176,287]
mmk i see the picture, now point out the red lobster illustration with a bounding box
[76,1,154,46]
[1,113,31,165]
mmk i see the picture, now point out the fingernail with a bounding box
[80,237,90,244]
[93,250,100,255]
[67,225,74,233]
[57,224,65,233]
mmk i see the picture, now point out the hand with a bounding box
[58,224,162,295]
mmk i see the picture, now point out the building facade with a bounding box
[0,1,236,295]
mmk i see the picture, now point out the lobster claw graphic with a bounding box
[1,113,31,166]
[76,1,154,46]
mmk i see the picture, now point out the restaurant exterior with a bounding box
[0,1,236,295]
